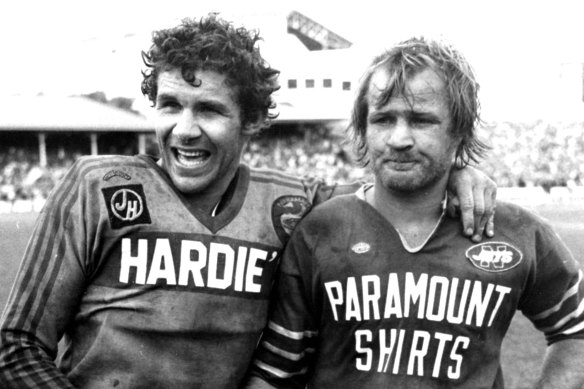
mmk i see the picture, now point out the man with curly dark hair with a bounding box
[0,15,496,389]
[141,15,279,131]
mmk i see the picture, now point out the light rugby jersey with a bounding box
[250,187,584,389]
[0,155,327,389]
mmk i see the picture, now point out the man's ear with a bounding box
[242,114,265,136]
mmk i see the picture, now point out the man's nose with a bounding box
[386,119,414,150]
[174,110,203,138]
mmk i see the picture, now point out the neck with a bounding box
[184,191,224,216]
[366,175,448,249]
[371,177,447,221]
[184,168,240,217]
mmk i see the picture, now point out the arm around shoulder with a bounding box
[447,165,497,241]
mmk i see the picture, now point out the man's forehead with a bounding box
[368,67,447,104]
[156,68,237,103]
[158,68,226,89]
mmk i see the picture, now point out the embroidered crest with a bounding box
[103,170,132,181]
[351,242,370,254]
[102,184,151,229]
[272,195,311,243]
[465,242,523,272]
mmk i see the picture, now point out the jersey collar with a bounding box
[355,184,447,253]
[139,155,249,234]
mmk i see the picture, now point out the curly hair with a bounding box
[349,37,489,168]
[141,13,279,132]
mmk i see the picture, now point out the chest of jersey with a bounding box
[86,165,307,329]
[59,159,312,388]
[305,205,533,384]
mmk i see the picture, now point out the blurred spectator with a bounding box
[1,120,584,203]
[477,120,584,190]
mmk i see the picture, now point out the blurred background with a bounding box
[1,0,583,210]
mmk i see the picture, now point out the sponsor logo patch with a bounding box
[272,195,311,243]
[465,242,522,272]
[102,184,151,229]
[91,232,280,299]
[103,170,132,181]
[351,242,371,254]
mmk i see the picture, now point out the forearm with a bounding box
[0,328,75,388]
[308,179,362,206]
[242,375,278,389]
[0,210,84,388]
[534,339,584,389]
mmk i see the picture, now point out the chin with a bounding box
[384,180,422,193]
[380,173,435,193]
[172,175,214,195]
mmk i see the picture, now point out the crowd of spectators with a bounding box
[243,126,367,184]
[477,120,584,190]
[0,146,75,203]
[1,120,584,204]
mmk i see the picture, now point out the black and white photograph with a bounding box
[1,1,583,388]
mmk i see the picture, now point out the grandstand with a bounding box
[3,116,584,213]
[0,95,158,210]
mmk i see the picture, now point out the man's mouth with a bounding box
[174,148,211,167]
[384,159,417,170]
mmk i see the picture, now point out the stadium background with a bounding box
[2,1,584,388]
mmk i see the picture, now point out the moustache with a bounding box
[380,152,420,163]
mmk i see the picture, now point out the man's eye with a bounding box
[157,100,180,111]
[199,104,223,115]
[411,117,436,127]
[370,116,395,125]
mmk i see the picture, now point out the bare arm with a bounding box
[447,165,497,242]
[534,339,584,389]
[242,376,278,389]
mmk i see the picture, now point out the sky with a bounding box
[1,0,583,121]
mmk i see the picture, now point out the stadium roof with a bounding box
[0,94,352,132]
[0,96,154,132]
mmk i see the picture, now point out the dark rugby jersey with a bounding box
[250,187,584,389]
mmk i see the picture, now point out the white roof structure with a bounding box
[0,96,153,132]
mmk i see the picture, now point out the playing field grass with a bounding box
[1,201,583,389]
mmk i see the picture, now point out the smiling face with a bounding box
[153,68,249,197]
[366,67,461,194]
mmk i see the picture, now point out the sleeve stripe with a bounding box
[3,158,120,333]
[261,340,314,361]
[2,160,84,331]
[250,170,305,190]
[268,321,318,340]
[253,360,308,378]
[530,270,583,321]
[561,319,584,336]
[20,160,104,332]
[250,167,300,183]
[538,297,584,333]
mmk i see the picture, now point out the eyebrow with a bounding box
[155,92,177,103]
[155,92,227,106]
[196,100,229,113]
[369,104,444,121]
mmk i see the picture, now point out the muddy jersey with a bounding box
[250,190,584,389]
[0,155,337,389]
